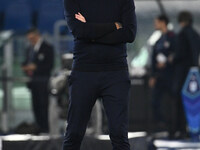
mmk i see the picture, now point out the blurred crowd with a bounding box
[148,11,200,139]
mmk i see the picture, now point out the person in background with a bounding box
[149,15,175,132]
[22,28,54,133]
[170,11,200,138]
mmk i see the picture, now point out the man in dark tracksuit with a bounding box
[22,28,54,133]
[149,15,175,130]
[172,11,200,137]
[63,0,137,149]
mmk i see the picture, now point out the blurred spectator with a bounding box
[172,11,200,93]
[170,11,200,138]
[22,28,54,133]
[149,15,175,131]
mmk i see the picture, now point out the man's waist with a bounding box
[72,61,128,72]
[74,40,126,49]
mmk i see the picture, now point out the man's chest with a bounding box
[78,0,122,22]
[155,37,171,53]
[33,50,45,63]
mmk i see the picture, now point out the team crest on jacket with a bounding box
[38,54,45,60]
[164,41,170,48]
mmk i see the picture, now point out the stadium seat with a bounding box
[30,0,40,12]
[0,0,5,12]
[37,2,64,34]
[31,0,62,12]
[1,0,31,10]
[4,3,32,32]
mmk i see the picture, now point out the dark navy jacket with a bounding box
[63,0,137,71]
[151,31,176,81]
[174,25,200,67]
[172,25,200,94]
[23,41,54,78]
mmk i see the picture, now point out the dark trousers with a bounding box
[152,78,172,123]
[172,65,188,134]
[63,70,131,150]
[30,79,49,133]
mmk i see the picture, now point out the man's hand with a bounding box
[149,77,156,88]
[115,22,122,30]
[168,54,174,64]
[22,64,36,76]
[75,12,123,31]
[157,63,166,69]
[75,12,86,23]
[28,64,37,71]
[23,63,37,71]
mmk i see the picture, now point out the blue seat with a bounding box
[4,3,32,32]
[31,0,60,13]
[1,0,31,11]
[0,0,8,13]
[30,0,40,12]
[37,2,64,34]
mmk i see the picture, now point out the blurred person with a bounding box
[170,11,200,138]
[149,15,175,131]
[22,28,54,133]
[62,0,137,149]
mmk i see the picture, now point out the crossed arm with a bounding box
[63,0,137,44]
[95,0,137,44]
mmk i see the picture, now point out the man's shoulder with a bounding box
[167,31,175,37]
[41,41,53,50]
[180,26,199,39]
